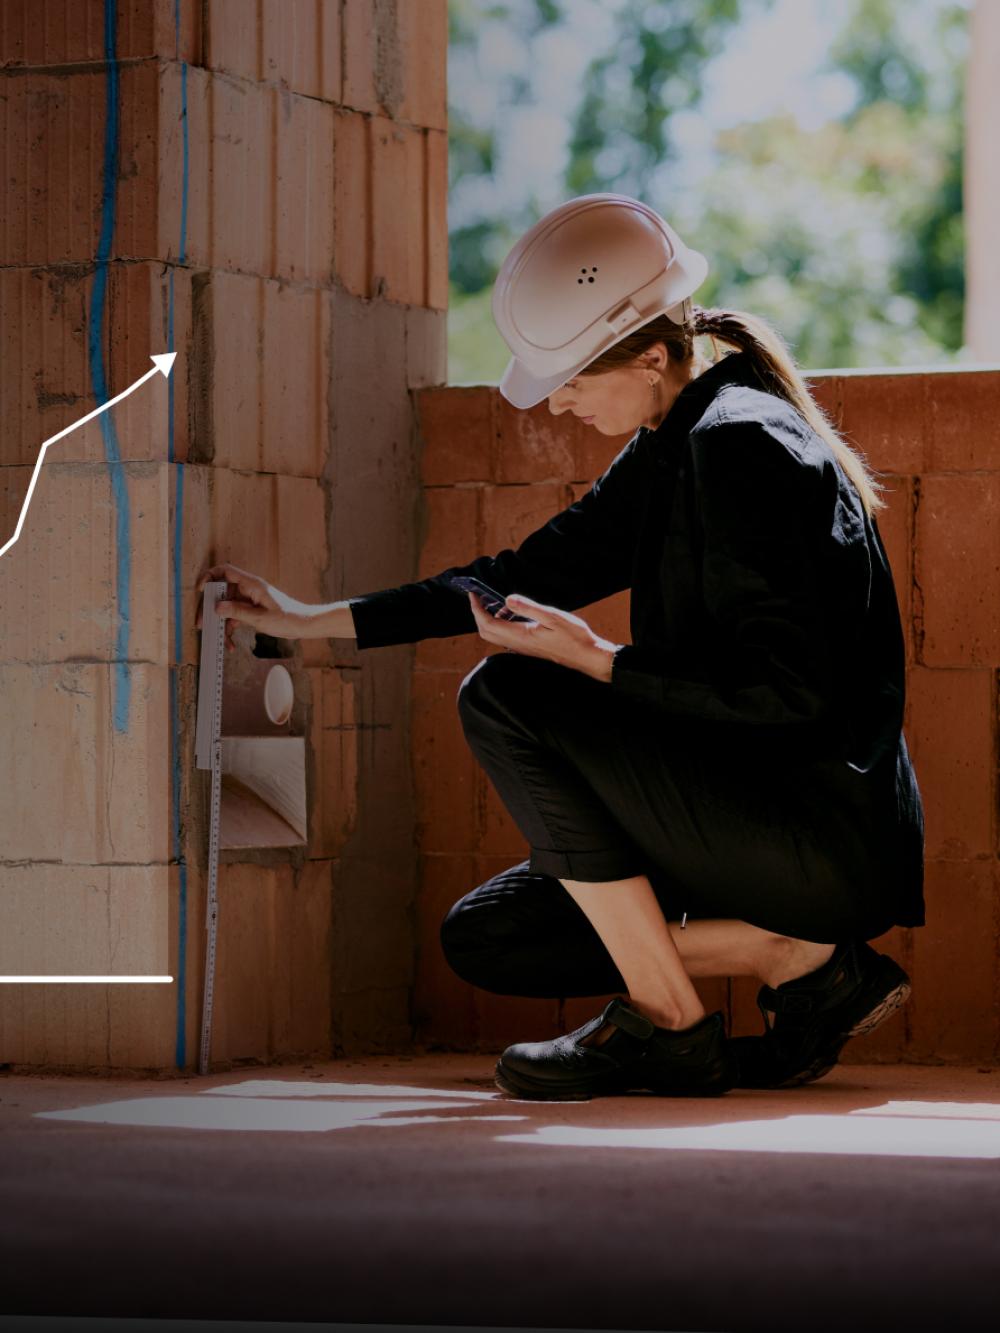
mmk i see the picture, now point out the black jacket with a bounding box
[348,350,925,926]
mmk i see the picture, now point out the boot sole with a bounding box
[493,1057,735,1101]
[774,976,912,1089]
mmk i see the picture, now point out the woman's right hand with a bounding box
[195,563,316,652]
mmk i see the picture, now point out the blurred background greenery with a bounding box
[446,0,971,384]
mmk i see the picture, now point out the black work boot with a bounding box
[494,996,738,1101]
[729,939,911,1089]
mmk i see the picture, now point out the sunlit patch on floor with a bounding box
[493,1102,1000,1158]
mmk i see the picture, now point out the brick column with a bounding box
[0,0,447,1071]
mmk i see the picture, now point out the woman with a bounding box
[197,193,924,1103]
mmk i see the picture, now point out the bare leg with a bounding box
[560,873,836,1039]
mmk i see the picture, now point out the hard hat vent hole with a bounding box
[577,266,599,285]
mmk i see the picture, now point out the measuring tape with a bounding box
[194,581,227,1075]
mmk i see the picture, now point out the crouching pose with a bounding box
[198,194,924,1102]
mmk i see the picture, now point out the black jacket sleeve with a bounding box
[610,417,837,731]
[347,434,644,649]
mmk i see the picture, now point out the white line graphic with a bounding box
[0,352,177,561]
[0,976,174,984]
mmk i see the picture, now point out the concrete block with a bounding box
[0,663,170,865]
[905,666,994,861]
[411,852,478,1048]
[916,472,1000,666]
[404,305,447,390]
[417,387,495,485]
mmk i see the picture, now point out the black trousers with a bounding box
[441,651,904,998]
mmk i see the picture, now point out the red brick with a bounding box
[804,371,844,431]
[412,853,478,1048]
[0,461,170,666]
[274,89,335,283]
[426,128,448,310]
[926,368,1000,471]
[261,280,329,475]
[838,369,929,475]
[158,61,211,267]
[481,481,567,559]
[416,485,481,579]
[209,272,263,471]
[0,262,189,469]
[907,859,999,1063]
[417,386,495,485]
[0,0,199,69]
[210,73,272,275]
[496,395,576,485]
[332,107,370,298]
[916,472,1000,666]
[905,666,994,861]
[260,0,342,102]
[341,0,378,115]
[0,64,157,267]
[415,634,489,675]
[304,666,360,860]
[371,114,426,306]
[412,671,478,853]
[396,0,448,130]
[872,476,914,664]
[204,0,259,83]
[0,662,170,865]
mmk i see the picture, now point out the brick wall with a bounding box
[410,367,1000,1067]
[0,0,447,1071]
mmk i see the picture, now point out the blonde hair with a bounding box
[579,304,888,518]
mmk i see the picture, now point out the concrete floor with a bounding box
[2,1056,1000,1332]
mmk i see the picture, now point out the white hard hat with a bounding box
[492,192,709,409]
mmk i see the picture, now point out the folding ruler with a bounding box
[194,580,227,1075]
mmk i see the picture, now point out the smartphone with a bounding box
[442,574,535,623]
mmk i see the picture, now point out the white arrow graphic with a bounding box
[0,352,177,562]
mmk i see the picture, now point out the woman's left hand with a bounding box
[467,591,620,682]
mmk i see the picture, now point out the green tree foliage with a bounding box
[447,0,969,383]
